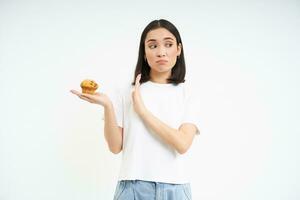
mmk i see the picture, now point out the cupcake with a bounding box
[80,79,99,94]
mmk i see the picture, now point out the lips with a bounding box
[156,60,168,64]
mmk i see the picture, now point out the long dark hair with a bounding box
[131,19,186,86]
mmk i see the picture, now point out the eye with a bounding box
[165,43,173,47]
[149,44,157,49]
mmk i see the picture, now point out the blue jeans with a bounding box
[113,180,192,200]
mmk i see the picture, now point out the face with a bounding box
[144,28,181,75]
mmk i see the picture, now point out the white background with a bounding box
[0,0,299,199]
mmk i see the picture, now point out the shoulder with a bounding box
[181,81,200,103]
[180,81,193,97]
[114,81,134,97]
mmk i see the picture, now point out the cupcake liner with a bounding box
[82,88,96,94]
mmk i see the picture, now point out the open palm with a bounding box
[70,90,110,107]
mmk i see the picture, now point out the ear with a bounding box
[177,43,182,57]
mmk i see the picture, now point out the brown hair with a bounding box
[131,19,186,86]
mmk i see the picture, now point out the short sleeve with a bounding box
[110,87,124,128]
[181,87,203,135]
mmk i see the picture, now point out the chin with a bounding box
[154,65,173,73]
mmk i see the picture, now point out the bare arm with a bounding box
[139,110,197,154]
[103,101,123,154]
[131,74,198,154]
[70,90,123,154]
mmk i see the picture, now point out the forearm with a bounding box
[139,109,186,154]
[103,101,122,154]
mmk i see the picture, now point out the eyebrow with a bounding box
[146,37,174,43]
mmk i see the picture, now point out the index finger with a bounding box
[70,90,81,96]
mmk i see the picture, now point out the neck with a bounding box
[149,70,171,84]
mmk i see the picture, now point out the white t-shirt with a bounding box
[111,80,202,184]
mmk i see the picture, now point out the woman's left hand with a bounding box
[132,73,147,117]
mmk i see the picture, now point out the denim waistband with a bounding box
[114,180,192,200]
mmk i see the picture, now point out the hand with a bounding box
[132,74,147,116]
[70,90,111,107]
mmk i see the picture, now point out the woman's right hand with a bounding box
[70,90,111,107]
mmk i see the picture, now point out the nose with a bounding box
[156,46,166,57]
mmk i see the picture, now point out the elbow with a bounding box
[109,149,122,154]
[174,133,190,154]
[177,148,188,155]
[176,144,189,155]
[109,146,122,154]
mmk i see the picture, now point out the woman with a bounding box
[71,19,201,200]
